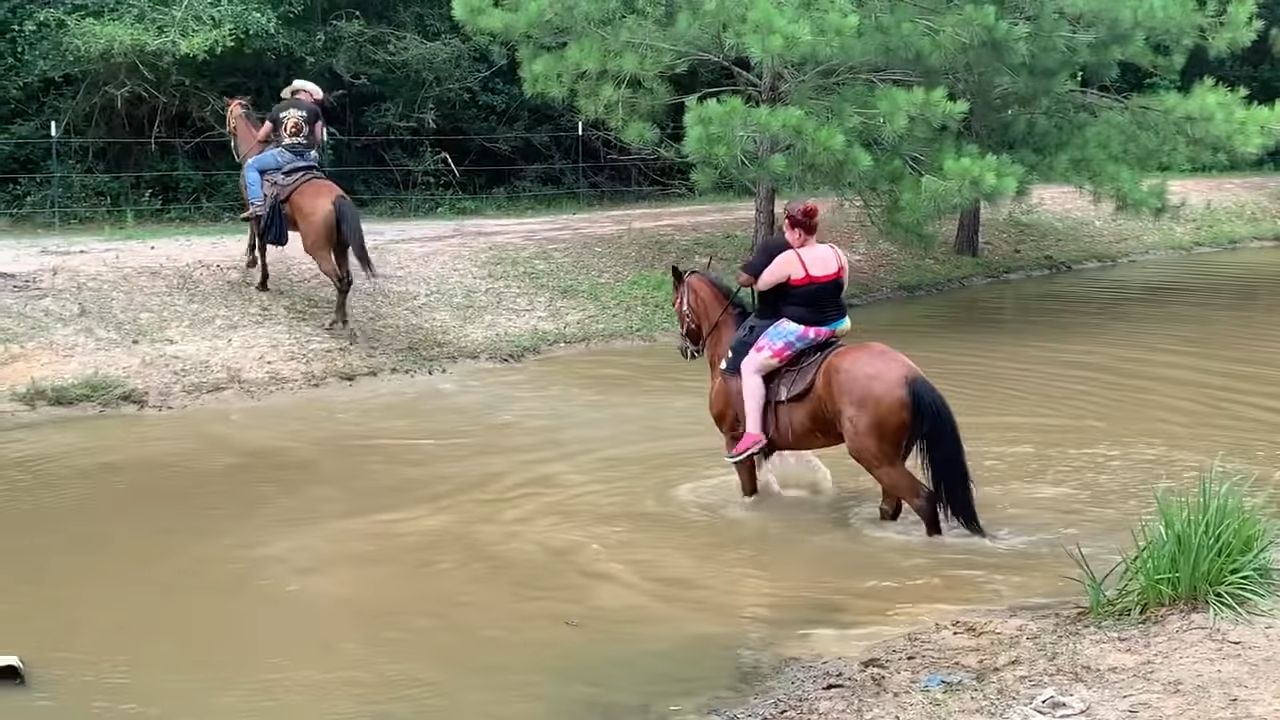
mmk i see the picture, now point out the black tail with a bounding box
[906,375,984,536]
[333,194,375,277]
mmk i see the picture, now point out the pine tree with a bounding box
[864,0,1280,255]
[453,0,974,248]
[454,0,1280,254]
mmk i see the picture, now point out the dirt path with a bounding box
[3,176,1276,270]
[1,175,1276,409]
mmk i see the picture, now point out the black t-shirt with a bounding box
[268,98,323,155]
[741,232,790,320]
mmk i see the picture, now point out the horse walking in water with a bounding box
[670,266,985,538]
[224,97,375,332]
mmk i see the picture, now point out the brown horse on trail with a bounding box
[224,97,375,332]
[670,266,985,538]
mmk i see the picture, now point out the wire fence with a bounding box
[0,125,701,227]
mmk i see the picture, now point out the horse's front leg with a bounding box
[245,224,258,269]
[254,221,269,292]
[724,432,762,498]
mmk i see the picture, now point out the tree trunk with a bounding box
[752,180,776,250]
[953,201,981,257]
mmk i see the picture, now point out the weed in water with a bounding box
[1069,460,1280,621]
[11,373,147,409]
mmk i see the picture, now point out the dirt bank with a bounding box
[709,608,1280,720]
[2,176,1279,411]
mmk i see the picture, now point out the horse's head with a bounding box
[671,265,748,362]
[225,97,252,131]
[224,97,261,163]
[671,265,705,360]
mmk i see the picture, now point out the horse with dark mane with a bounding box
[671,266,985,538]
[224,97,375,333]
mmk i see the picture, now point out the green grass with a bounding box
[1069,460,1280,621]
[11,373,147,409]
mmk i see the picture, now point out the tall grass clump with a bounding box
[1070,460,1280,620]
[10,373,146,409]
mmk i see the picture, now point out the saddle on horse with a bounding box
[763,338,842,403]
[721,337,843,451]
[250,160,327,246]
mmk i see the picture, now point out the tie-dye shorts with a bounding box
[746,316,851,373]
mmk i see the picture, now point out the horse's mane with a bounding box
[690,270,752,328]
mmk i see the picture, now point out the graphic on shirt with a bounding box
[278,107,311,146]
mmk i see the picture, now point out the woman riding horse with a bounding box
[727,200,852,462]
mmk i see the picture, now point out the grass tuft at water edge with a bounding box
[1069,460,1280,621]
[11,373,146,409]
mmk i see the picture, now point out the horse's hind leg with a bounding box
[877,440,915,522]
[866,462,940,536]
[307,250,351,331]
[332,243,354,331]
[879,489,903,522]
[846,431,941,536]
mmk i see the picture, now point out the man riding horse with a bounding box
[239,79,327,221]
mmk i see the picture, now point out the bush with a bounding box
[1070,460,1280,620]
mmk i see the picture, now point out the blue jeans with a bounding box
[243,147,319,206]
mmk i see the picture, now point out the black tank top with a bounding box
[780,246,848,327]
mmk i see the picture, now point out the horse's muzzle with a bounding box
[678,340,702,361]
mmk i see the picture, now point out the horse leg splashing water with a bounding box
[224,97,376,333]
[671,266,985,538]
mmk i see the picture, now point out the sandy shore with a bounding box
[709,608,1280,719]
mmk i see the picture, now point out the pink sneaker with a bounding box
[725,432,767,463]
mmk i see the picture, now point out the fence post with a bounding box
[577,120,585,204]
[49,120,60,230]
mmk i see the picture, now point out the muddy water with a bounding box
[4,248,1280,719]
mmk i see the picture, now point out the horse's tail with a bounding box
[905,375,985,536]
[333,194,375,278]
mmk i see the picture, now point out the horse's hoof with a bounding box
[246,257,258,269]
[256,284,269,292]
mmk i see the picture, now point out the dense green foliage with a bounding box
[0,0,685,224]
[1071,461,1279,620]
[456,0,1280,252]
[6,0,1280,241]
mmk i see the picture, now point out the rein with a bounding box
[226,101,264,164]
[677,270,742,359]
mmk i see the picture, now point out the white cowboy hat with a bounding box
[280,79,324,101]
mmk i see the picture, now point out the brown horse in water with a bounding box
[224,97,375,332]
[670,266,985,538]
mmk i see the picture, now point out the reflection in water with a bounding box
[2,248,1280,719]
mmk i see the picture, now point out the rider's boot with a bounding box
[239,203,264,222]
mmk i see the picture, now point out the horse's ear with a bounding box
[670,265,683,285]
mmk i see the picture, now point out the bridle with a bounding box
[225,100,255,163]
[675,270,740,361]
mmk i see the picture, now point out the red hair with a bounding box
[783,200,820,236]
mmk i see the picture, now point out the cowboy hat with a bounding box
[280,79,324,101]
